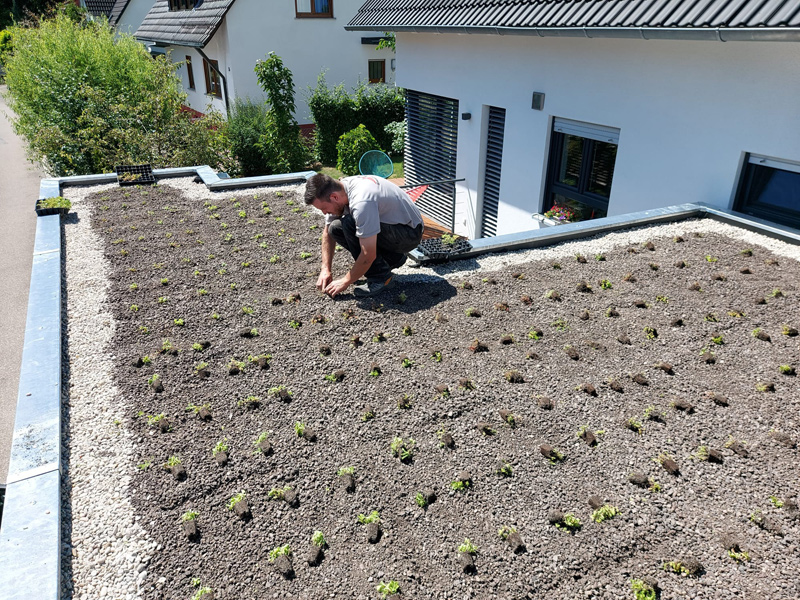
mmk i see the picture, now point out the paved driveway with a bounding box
[0,86,43,485]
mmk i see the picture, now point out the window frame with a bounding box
[543,123,618,220]
[368,59,385,84]
[295,0,333,18]
[203,58,222,99]
[733,153,800,230]
[168,0,194,11]
[185,55,195,90]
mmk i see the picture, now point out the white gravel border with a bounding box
[61,182,156,600]
[58,177,800,599]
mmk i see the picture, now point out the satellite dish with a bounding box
[359,150,394,179]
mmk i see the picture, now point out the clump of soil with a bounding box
[504,370,524,383]
[581,383,597,396]
[537,396,554,410]
[565,346,580,360]
[706,392,729,407]
[770,431,797,448]
[469,339,488,353]
[628,472,649,488]
[274,555,294,579]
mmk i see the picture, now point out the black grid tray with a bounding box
[115,164,156,186]
[35,204,70,217]
[417,237,472,260]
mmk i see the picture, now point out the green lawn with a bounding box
[317,159,404,181]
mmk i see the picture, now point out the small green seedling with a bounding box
[728,548,750,563]
[591,504,619,523]
[268,545,291,562]
[630,578,656,600]
[497,526,517,540]
[390,437,415,461]
[555,514,582,532]
[711,335,724,345]
[357,510,380,525]
[267,486,292,500]
[458,539,478,554]
[182,510,199,522]
[600,279,613,289]
[212,438,229,456]
[227,491,246,511]
[337,466,355,476]
[376,580,400,597]
[451,480,471,492]
[164,455,181,467]
[769,495,784,508]
[294,422,306,437]
[497,462,513,477]
[311,530,326,548]
[237,395,260,408]
[430,350,443,362]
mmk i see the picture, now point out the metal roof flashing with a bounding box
[408,203,800,265]
[345,24,800,42]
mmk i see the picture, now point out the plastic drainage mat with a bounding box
[115,164,156,186]
[417,237,473,260]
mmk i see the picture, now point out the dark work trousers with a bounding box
[328,215,424,281]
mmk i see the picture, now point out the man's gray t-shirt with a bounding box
[325,176,423,238]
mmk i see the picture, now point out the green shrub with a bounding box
[0,29,13,74]
[254,52,309,175]
[227,97,269,177]
[384,120,406,156]
[4,15,234,176]
[307,73,405,164]
[336,124,380,176]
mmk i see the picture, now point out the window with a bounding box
[295,0,332,17]
[168,0,194,11]
[734,154,800,229]
[203,58,221,99]
[368,59,385,84]
[185,56,195,90]
[543,118,619,221]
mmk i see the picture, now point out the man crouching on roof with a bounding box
[304,173,424,298]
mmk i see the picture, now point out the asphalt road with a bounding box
[0,86,43,486]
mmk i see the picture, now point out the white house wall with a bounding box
[396,33,800,238]
[115,0,153,35]
[173,28,230,116]
[174,0,395,122]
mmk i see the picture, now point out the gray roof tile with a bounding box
[135,0,236,48]
[347,0,800,30]
[85,0,131,26]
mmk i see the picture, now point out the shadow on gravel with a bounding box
[60,215,76,600]
[353,276,457,314]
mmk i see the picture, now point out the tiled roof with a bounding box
[84,0,131,26]
[84,0,116,18]
[135,0,236,48]
[347,0,800,32]
[109,0,132,26]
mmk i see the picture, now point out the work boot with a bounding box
[353,275,394,297]
[389,255,407,270]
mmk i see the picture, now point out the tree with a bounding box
[4,14,234,175]
[254,52,309,174]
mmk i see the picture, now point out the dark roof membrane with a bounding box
[347,0,800,35]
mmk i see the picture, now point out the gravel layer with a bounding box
[60,178,800,600]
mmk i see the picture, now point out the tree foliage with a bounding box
[227,97,269,177]
[254,52,309,175]
[336,124,380,176]
[307,73,405,164]
[4,14,233,176]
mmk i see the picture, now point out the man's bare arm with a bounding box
[316,224,336,290]
[323,235,377,297]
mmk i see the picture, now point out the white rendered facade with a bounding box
[395,33,800,238]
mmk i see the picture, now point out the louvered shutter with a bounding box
[405,90,459,231]
[480,106,506,237]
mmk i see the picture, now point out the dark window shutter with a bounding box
[405,90,459,231]
[480,106,506,237]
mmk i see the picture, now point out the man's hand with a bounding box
[324,277,350,298]
[316,268,332,291]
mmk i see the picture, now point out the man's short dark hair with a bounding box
[304,173,342,206]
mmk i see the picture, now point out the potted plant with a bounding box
[543,204,578,225]
[35,196,71,217]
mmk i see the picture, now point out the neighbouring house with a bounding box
[134,0,396,124]
[348,0,800,238]
[81,0,152,34]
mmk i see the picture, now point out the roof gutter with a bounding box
[136,37,206,48]
[344,25,800,42]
